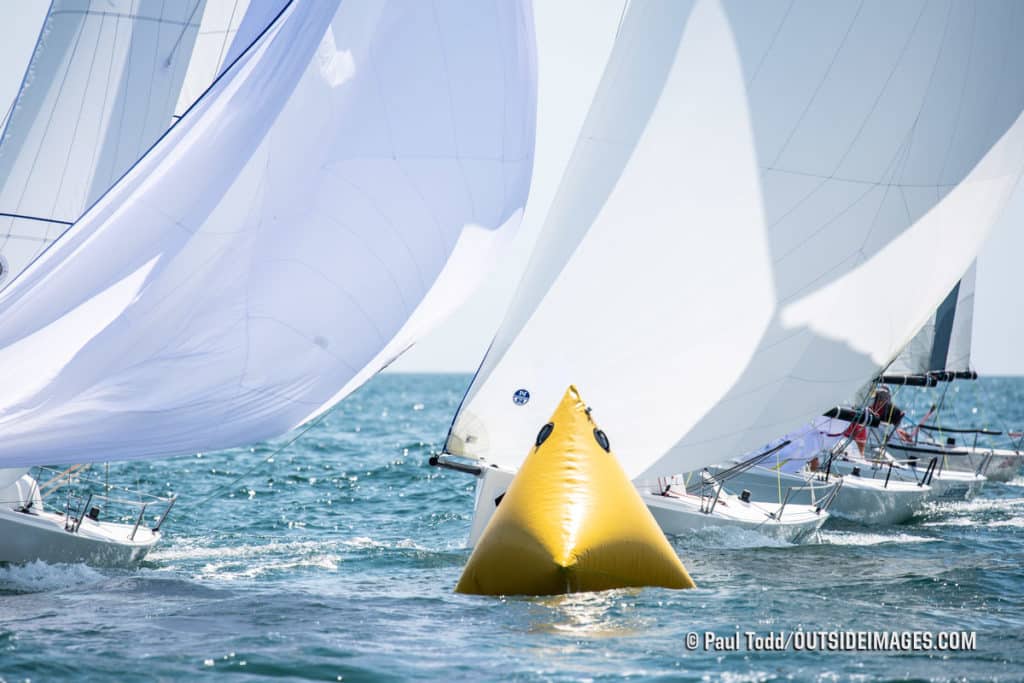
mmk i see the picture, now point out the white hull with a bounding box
[884,442,1022,482]
[828,475,930,525]
[923,471,984,500]
[0,471,166,567]
[467,465,515,548]
[640,489,827,543]
[718,466,928,526]
[832,454,985,502]
[979,449,1024,482]
[0,506,158,567]
[465,465,826,547]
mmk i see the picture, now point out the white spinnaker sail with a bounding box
[447,0,1024,482]
[0,0,536,467]
[889,262,976,375]
[0,0,206,288]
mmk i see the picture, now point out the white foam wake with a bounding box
[671,525,796,550]
[0,560,105,593]
[819,530,937,546]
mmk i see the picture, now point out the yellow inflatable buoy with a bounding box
[455,385,695,595]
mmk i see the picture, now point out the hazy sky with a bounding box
[3,1,1021,375]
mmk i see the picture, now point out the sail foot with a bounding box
[455,385,694,595]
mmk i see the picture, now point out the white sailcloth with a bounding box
[446,0,1024,482]
[0,0,536,467]
[173,0,255,117]
[889,262,975,375]
[0,0,206,288]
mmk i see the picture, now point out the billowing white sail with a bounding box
[889,262,976,376]
[0,0,206,288]
[446,0,1024,482]
[0,0,536,467]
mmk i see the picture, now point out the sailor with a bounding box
[869,386,904,426]
[843,417,870,454]
[843,387,905,453]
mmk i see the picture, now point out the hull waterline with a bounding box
[714,466,929,526]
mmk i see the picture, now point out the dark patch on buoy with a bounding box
[535,422,554,447]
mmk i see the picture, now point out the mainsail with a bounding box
[0,0,206,288]
[888,262,976,376]
[174,0,254,117]
[0,0,537,467]
[446,0,1024,482]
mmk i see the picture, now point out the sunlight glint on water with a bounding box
[1,374,1022,681]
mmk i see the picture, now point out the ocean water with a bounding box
[2,374,1023,682]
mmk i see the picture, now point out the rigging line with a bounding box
[164,0,203,66]
[975,376,1018,451]
[711,440,791,484]
[187,410,332,509]
[214,0,242,79]
[0,212,73,226]
[439,335,496,460]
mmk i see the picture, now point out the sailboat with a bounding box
[707,409,933,526]
[712,260,987,524]
[0,0,537,566]
[823,389,987,502]
[0,0,214,562]
[434,0,1024,555]
[903,424,1024,482]
[881,265,1024,482]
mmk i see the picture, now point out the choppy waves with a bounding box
[1,374,1023,681]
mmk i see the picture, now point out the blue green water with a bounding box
[2,374,1023,682]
